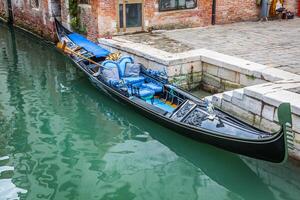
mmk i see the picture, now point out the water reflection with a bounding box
[0,22,300,200]
[0,156,27,199]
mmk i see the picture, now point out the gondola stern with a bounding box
[277,103,293,163]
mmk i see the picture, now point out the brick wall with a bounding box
[93,0,211,37]
[216,0,260,24]
[2,0,299,42]
[97,0,118,36]
[78,2,98,41]
[144,0,212,30]
[60,0,70,28]
[11,0,56,41]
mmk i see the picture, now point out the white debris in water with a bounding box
[0,156,9,161]
[59,83,70,93]
[0,166,14,174]
[0,179,27,199]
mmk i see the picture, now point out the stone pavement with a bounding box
[119,18,300,75]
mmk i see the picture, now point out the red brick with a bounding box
[0,0,298,42]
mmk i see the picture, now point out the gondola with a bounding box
[54,18,293,163]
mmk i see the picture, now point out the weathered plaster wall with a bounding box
[10,0,59,40]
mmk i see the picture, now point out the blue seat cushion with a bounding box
[138,88,155,99]
[122,76,145,84]
[128,87,155,99]
[118,56,134,77]
[142,82,163,93]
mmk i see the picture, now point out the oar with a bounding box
[57,41,102,67]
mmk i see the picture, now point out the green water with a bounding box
[1,23,300,200]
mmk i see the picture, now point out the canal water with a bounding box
[1,23,300,200]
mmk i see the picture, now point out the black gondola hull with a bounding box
[83,64,286,163]
[54,18,289,163]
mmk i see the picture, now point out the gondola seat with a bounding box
[142,82,163,93]
[118,56,134,77]
[128,86,155,99]
[117,56,145,84]
[131,87,155,99]
[122,76,145,84]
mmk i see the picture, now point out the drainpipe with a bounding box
[298,0,300,17]
[212,0,216,25]
[7,0,13,24]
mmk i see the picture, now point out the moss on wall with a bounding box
[69,0,86,34]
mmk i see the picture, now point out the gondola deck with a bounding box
[54,18,293,163]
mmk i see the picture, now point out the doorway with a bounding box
[118,0,144,32]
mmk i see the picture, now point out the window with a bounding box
[159,0,197,11]
[31,0,39,9]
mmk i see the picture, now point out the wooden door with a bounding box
[118,0,144,32]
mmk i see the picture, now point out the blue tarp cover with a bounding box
[68,33,110,58]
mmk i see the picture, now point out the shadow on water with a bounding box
[1,22,300,200]
[72,79,276,200]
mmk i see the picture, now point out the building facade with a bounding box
[0,0,298,41]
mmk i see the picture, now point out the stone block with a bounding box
[260,118,281,133]
[231,95,262,115]
[169,49,202,65]
[202,73,221,89]
[259,67,300,82]
[167,65,181,77]
[201,84,220,94]
[262,104,275,121]
[253,115,262,127]
[169,75,188,86]
[244,83,276,100]
[191,61,202,73]
[263,90,300,116]
[244,81,300,100]
[199,49,267,77]
[203,63,219,76]
[190,72,202,83]
[295,132,300,144]
[240,74,266,87]
[292,115,300,133]
[180,63,193,75]
[218,68,238,82]
[222,80,241,91]
[135,56,149,67]
[211,93,223,108]
[221,100,255,124]
[232,89,244,100]
[204,96,213,102]
[274,108,279,123]
[223,91,233,102]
